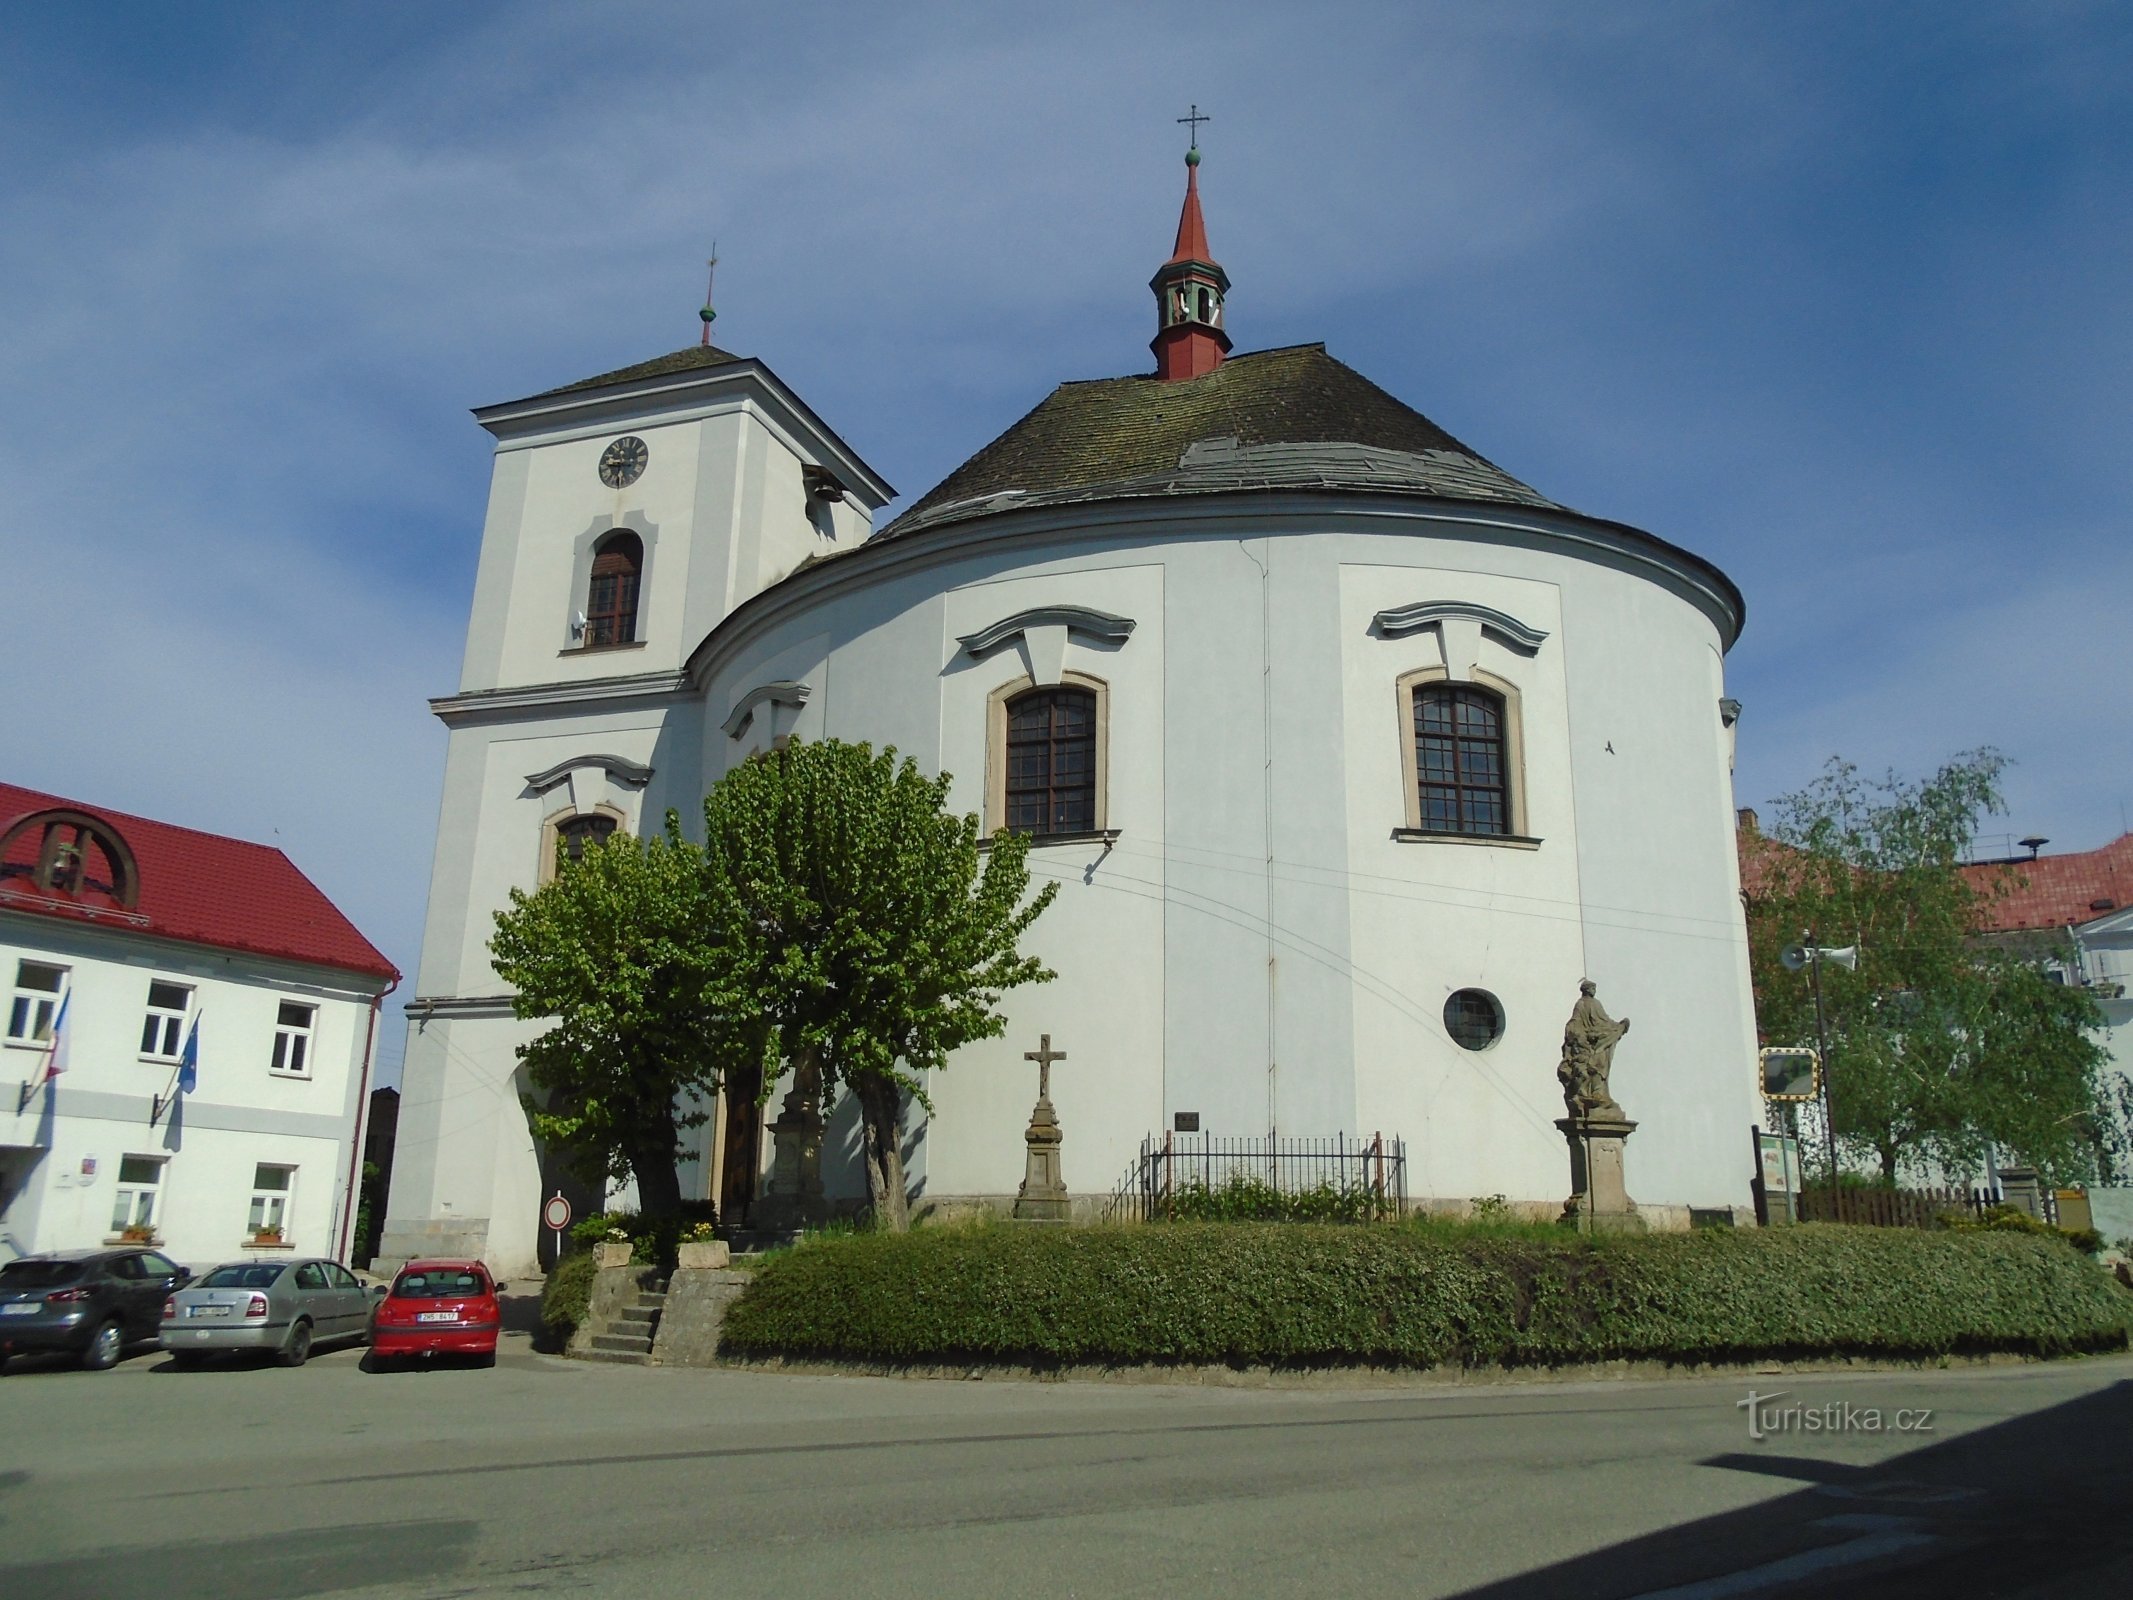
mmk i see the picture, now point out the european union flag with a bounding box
[177,1014,199,1095]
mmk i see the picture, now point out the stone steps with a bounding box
[579,1281,667,1366]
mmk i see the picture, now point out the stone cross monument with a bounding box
[1555,981,1645,1232]
[1013,1034,1071,1223]
[752,1054,828,1234]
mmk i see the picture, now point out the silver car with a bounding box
[162,1257,374,1367]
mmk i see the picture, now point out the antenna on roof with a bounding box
[699,244,719,346]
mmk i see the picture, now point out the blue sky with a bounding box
[4,3,2129,1085]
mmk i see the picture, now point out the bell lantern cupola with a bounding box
[1150,141,1231,382]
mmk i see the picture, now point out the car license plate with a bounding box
[1,1303,36,1316]
[189,1305,230,1318]
[417,1311,457,1323]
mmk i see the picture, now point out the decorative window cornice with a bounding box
[956,605,1137,659]
[522,754,654,792]
[1372,601,1549,653]
[722,680,812,739]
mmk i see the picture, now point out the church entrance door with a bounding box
[720,1061,763,1226]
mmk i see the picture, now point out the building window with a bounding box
[1415,684,1507,835]
[248,1164,295,1238]
[584,531,643,648]
[271,1002,315,1076]
[556,813,619,863]
[1443,989,1505,1051]
[1005,686,1097,835]
[111,1155,165,1235]
[6,960,65,1044]
[1397,668,1529,842]
[140,981,192,1060]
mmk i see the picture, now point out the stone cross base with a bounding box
[1014,1099,1069,1222]
[1557,1116,1646,1233]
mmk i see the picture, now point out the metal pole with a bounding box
[1808,932,1839,1215]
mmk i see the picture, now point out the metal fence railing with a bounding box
[1796,1183,2055,1228]
[1103,1131,1407,1224]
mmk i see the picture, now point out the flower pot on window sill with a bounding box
[107,1233,162,1247]
[243,1235,294,1250]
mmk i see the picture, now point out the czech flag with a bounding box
[39,990,70,1086]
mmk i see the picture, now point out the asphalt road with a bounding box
[1,1326,2129,1600]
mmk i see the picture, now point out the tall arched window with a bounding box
[1414,683,1508,836]
[1004,686,1097,835]
[584,531,642,647]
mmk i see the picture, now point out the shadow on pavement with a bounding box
[1449,1378,2133,1598]
[0,1517,480,1600]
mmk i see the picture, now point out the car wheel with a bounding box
[81,1319,125,1371]
[276,1320,313,1368]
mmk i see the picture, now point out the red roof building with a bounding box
[0,782,396,983]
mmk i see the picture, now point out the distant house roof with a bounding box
[0,782,398,984]
[1734,813,2133,935]
[1962,835,2133,933]
[531,343,747,398]
[885,343,1562,539]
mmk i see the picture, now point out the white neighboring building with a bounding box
[383,153,1765,1278]
[0,783,398,1269]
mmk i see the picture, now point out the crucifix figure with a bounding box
[1025,1033,1066,1104]
[1176,103,1211,150]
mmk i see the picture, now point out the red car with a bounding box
[367,1259,504,1368]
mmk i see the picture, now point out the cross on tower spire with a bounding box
[1177,102,1210,151]
[698,243,719,346]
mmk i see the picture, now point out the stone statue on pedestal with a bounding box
[752,1054,828,1234]
[1554,981,1644,1232]
[1558,979,1631,1121]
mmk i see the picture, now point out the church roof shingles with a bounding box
[533,344,747,399]
[884,343,1560,538]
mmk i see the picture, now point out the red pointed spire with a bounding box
[1169,153,1211,266]
[1150,144,1232,382]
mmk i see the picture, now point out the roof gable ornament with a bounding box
[1151,109,1232,382]
[957,605,1137,659]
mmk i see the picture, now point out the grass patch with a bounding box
[718,1222,2133,1371]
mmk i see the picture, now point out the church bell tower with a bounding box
[1150,138,1231,382]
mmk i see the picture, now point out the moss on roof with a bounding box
[886,343,1555,536]
[534,344,748,398]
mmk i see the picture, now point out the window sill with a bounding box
[981,828,1121,852]
[558,639,646,658]
[267,1069,313,1081]
[105,1235,164,1248]
[139,1053,183,1066]
[3,1036,53,1052]
[1392,828,1543,850]
[241,1239,295,1251]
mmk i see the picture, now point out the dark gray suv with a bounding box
[0,1248,192,1370]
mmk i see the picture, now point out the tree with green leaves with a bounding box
[1747,750,2114,1185]
[698,738,1058,1231]
[490,824,736,1218]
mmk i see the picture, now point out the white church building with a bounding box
[380,152,1765,1276]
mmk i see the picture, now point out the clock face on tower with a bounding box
[597,436,648,489]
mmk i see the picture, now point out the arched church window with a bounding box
[555,813,618,864]
[1004,686,1097,836]
[1414,683,1508,836]
[584,532,642,648]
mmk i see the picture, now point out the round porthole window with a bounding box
[1444,989,1504,1051]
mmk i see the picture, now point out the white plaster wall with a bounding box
[0,921,378,1266]
[695,498,1759,1214]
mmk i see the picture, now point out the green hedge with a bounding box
[539,1250,600,1350]
[717,1223,2133,1370]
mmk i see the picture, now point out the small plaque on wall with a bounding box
[1173,1112,1200,1133]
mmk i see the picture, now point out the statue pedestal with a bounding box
[1557,1116,1645,1233]
[1013,1097,1069,1223]
[752,1097,828,1233]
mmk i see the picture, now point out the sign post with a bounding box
[542,1191,572,1266]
